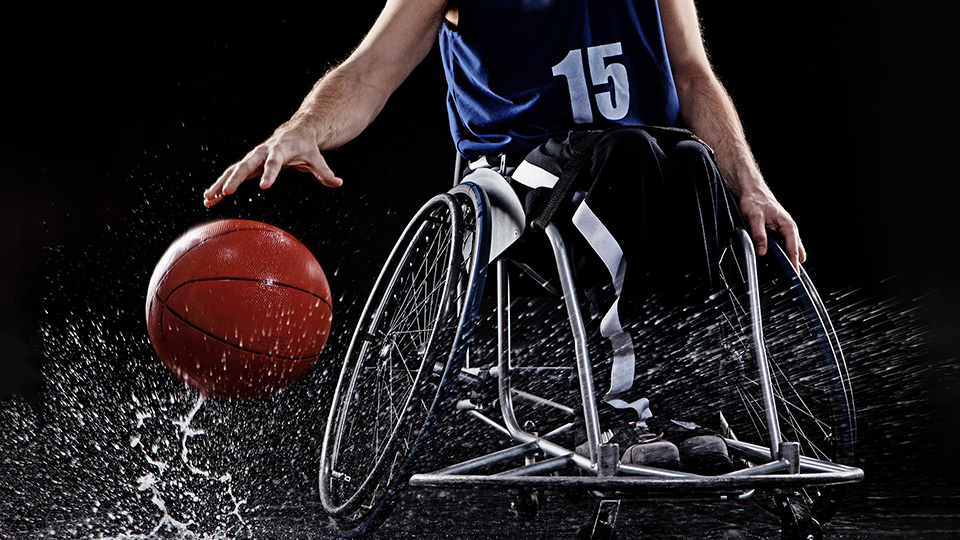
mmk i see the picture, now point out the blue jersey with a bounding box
[439,0,680,158]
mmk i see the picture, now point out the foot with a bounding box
[622,439,681,470]
[621,426,681,470]
[679,434,733,475]
[574,423,681,470]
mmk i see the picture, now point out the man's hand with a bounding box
[203,119,343,208]
[738,184,806,271]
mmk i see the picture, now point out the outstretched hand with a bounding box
[738,187,806,271]
[203,119,343,208]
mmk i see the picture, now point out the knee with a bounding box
[669,140,715,173]
[595,128,661,161]
[667,139,728,198]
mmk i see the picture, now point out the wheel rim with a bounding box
[322,196,463,518]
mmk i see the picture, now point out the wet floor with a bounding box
[3,282,959,539]
[0,304,960,540]
[26,489,960,539]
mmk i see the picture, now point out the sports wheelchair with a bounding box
[317,157,862,539]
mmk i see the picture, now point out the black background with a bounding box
[5,3,958,393]
[2,1,959,536]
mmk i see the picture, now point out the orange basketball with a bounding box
[145,219,332,400]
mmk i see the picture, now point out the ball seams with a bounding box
[154,294,328,361]
[160,276,332,310]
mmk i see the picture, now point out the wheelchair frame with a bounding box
[318,161,863,539]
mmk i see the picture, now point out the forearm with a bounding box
[676,72,770,199]
[289,60,393,152]
[676,69,804,266]
[656,0,804,265]
[204,0,447,208]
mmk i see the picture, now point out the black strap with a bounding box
[529,130,604,233]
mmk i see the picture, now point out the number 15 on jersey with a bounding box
[552,42,630,124]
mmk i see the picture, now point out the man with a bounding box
[203,0,804,472]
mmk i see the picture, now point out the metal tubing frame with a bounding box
[405,190,864,497]
[735,228,783,459]
[433,441,541,476]
[413,433,862,489]
[496,259,524,437]
[409,468,862,491]
[464,406,695,479]
[544,223,604,466]
[493,224,603,468]
[494,455,574,477]
[725,438,851,474]
[511,389,577,416]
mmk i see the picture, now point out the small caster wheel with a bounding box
[776,493,823,540]
[509,489,540,521]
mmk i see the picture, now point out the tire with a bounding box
[319,188,489,536]
[715,231,855,525]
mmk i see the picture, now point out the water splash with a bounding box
[173,396,211,477]
[128,393,253,539]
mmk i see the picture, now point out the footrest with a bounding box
[408,468,863,493]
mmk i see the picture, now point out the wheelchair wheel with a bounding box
[715,231,855,525]
[319,188,489,536]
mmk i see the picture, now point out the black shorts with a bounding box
[508,126,740,306]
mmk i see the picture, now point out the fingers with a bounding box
[741,194,806,271]
[290,146,343,188]
[779,220,803,271]
[259,147,283,190]
[748,215,768,258]
[203,147,266,207]
[748,209,805,272]
[203,166,233,207]
[314,164,344,188]
[222,149,266,196]
[202,134,342,207]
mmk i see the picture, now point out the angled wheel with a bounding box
[715,230,855,525]
[319,187,489,536]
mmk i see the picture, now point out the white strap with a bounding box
[512,160,560,189]
[572,201,651,422]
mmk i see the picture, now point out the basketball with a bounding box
[145,219,332,400]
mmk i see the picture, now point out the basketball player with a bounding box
[203,0,804,472]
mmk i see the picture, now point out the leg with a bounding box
[569,128,673,423]
[512,127,739,469]
[567,129,738,420]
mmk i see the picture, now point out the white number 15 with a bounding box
[552,42,630,124]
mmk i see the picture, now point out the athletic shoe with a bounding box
[679,434,733,475]
[575,422,681,470]
[621,426,681,470]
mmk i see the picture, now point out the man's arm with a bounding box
[658,0,806,269]
[204,0,448,207]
